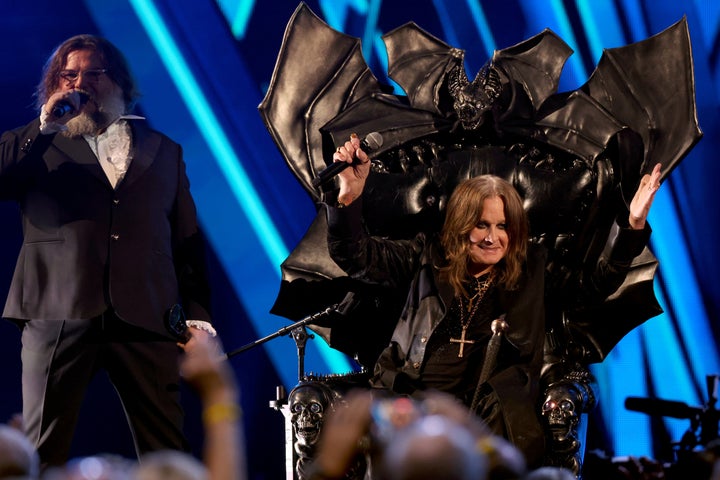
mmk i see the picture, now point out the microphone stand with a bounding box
[240,308,334,480]
[225,308,331,357]
[237,292,354,480]
[225,292,355,374]
[175,294,355,480]
[225,303,341,382]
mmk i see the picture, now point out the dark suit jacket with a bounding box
[0,118,211,337]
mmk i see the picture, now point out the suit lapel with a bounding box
[51,133,110,186]
[120,120,159,189]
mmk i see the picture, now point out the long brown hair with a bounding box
[35,34,139,111]
[440,175,528,297]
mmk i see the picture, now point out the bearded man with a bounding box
[0,34,214,468]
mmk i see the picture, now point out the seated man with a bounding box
[260,4,700,475]
[323,157,659,466]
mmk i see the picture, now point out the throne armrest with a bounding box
[540,364,597,477]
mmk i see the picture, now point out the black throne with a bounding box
[261,4,702,478]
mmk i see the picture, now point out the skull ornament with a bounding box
[541,372,596,475]
[542,384,581,451]
[289,382,335,455]
[288,378,370,480]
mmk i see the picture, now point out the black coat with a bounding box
[327,194,650,465]
[328,196,546,460]
[0,118,210,336]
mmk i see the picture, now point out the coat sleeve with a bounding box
[170,145,212,322]
[0,120,53,200]
[326,195,425,289]
[579,218,651,301]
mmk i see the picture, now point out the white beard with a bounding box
[63,87,127,138]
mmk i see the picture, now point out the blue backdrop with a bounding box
[0,1,717,478]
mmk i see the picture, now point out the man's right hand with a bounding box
[334,133,371,207]
[44,90,87,123]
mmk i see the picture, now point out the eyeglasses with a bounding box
[58,68,108,83]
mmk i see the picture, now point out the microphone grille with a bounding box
[365,131,383,150]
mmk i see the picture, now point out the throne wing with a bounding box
[583,17,702,184]
[258,2,384,202]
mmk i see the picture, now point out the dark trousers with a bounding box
[20,312,188,467]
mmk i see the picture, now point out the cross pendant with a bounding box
[449,325,475,358]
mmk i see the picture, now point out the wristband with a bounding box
[202,403,241,425]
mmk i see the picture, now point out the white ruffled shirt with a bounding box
[39,108,143,189]
[84,118,138,188]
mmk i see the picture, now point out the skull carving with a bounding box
[542,385,580,442]
[542,388,582,474]
[289,382,335,457]
[288,379,369,480]
[540,371,596,475]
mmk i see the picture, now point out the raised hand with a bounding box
[334,133,371,206]
[629,163,662,230]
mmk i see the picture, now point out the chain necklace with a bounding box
[449,270,496,358]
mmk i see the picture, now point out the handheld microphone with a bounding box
[334,291,357,317]
[165,304,191,344]
[51,91,90,118]
[312,132,383,188]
